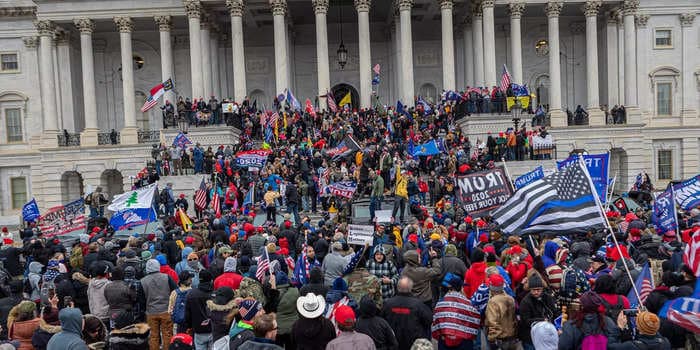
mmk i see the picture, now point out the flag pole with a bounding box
[669,185,681,242]
[605,174,617,212]
[500,157,516,192]
[577,154,642,304]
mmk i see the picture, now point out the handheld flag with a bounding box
[242,185,254,207]
[514,166,545,190]
[500,64,512,92]
[672,174,700,210]
[256,248,271,281]
[286,89,301,110]
[305,98,316,118]
[338,92,352,107]
[658,279,700,334]
[178,207,193,232]
[627,263,653,308]
[652,189,678,233]
[172,132,193,149]
[373,63,381,75]
[557,153,609,202]
[110,207,157,231]
[412,140,441,157]
[325,91,338,112]
[107,183,157,212]
[22,198,40,222]
[194,178,207,210]
[684,230,700,277]
[37,199,86,237]
[417,97,433,116]
[372,76,380,86]
[140,78,174,112]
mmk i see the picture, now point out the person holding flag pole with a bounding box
[500,157,516,192]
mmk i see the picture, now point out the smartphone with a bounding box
[64,296,73,307]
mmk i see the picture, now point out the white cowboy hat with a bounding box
[296,293,326,319]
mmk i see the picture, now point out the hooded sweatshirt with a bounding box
[87,278,111,320]
[400,250,441,302]
[213,257,243,290]
[45,308,87,350]
[355,296,398,350]
[140,259,175,315]
[28,261,44,301]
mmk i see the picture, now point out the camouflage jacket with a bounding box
[344,267,382,309]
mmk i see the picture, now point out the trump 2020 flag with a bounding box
[652,189,678,233]
[107,183,157,212]
[22,198,40,222]
[110,207,157,231]
[557,153,609,202]
[514,166,545,190]
[172,132,192,149]
[140,78,173,112]
[672,174,700,210]
[658,279,700,334]
[492,158,605,235]
[286,89,301,111]
[627,262,654,308]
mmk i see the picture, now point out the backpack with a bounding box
[171,288,189,324]
[601,295,624,322]
[581,333,607,350]
[559,267,579,299]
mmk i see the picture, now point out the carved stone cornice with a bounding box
[606,11,620,24]
[621,0,638,16]
[481,0,494,10]
[226,0,245,17]
[113,16,133,33]
[679,13,695,27]
[22,36,38,49]
[355,0,372,12]
[635,13,649,27]
[154,15,172,32]
[0,6,36,17]
[54,28,70,45]
[507,2,525,19]
[438,0,453,11]
[74,18,95,34]
[35,20,55,36]
[545,1,563,18]
[583,1,601,18]
[312,0,329,14]
[471,1,483,17]
[184,0,202,19]
[270,0,287,16]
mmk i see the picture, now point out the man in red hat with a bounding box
[326,305,374,350]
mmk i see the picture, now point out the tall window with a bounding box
[654,29,672,49]
[0,53,18,72]
[10,177,27,209]
[5,108,22,142]
[656,83,672,116]
[657,150,673,180]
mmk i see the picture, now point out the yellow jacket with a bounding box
[264,190,280,206]
[394,164,408,199]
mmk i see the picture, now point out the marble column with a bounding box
[545,1,565,127]
[472,4,484,87]
[185,0,203,99]
[398,0,415,106]
[393,13,403,101]
[52,30,64,131]
[617,14,625,106]
[481,0,496,88]
[210,28,221,99]
[680,13,696,122]
[313,0,330,109]
[605,11,619,107]
[508,2,525,84]
[622,0,638,110]
[22,36,39,144]
[439,0,455,91]
[35,20,59,147]
[355,0,372,109]
[114,16,138,144]
[634,14,649,115]
[227,0,247,102]
[584,1,604,125]
[200,17,212,100]
[270,0,288,94]
[462,18,474,87]
[74,18,99,146]
[56,30,77,132]
[154,16,176,111]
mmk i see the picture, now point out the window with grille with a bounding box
[5,108,22,142]
[656,83,672,116]
[657,150,673,180]
[0,53,18,72]
[10,177,27,210]
[654,29,672,48]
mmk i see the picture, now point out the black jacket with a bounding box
[356,296,398,350]
[285,184,300,205]
[380,292,433,350]
[106,323,150,350]
[0,247,23,277]
[185,282,214,334]
[291,316,336,350]
[104,280,136,314]
[162,238,181,268]
[518,292,559,344]
[299,283,328,298]
[206,299,237,342]
[608,334,671,350]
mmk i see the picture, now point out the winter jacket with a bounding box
[140,260,175,315]
[238,337,284,350]
[248,234,267,258]
[400,250,441,303]
[356,296,398,350]
[484,292,517,342]
[380,292,433,350]
[326,331,376,350]
[9,314,39,350]
[106,323,150,350]
[463,261,487,298]
[45,308,88,350]
[87,278,111,320]
[28,261,44,301]
[104,280,136,315]
[290,316,336,350]
[185,281,214,334]
[608,334,671,350]
[275,284,300,336]
[558,314,621,350]
[206,299,237,342]
[321,252,353,286]
[440,254,467,280]
[32,317,61,350]
[518,292,559,344]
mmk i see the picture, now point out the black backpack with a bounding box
[601,295,625,322]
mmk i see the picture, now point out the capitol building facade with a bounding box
[0,0,698,224]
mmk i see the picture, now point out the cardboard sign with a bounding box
[347,224,374,245]
[375,210,392,223]
[455,167,513,217]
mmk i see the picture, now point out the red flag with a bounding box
[305,99,316,118]
[684,230,700,277]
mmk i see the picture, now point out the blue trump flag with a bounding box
[672,174,700,210]
[172,132,192,149]
[417,97,433,116]
[110,207,157,231]
[659,279,700,334]
[412,140,440,157]
[396,100,407,117]
[514,166,545,190]
[22,198,40,222]
[557,153,609,201]
[286,89,301,110]
[652,189,678,233]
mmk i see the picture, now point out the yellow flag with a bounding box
[178,208,192,232]
[338,92,352,107]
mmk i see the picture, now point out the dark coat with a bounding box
[206,299,237,342]
[356,296,398,350]
[380,292,433,350]
[608,334,671,350]
[518,292,559,344]
[103,280,136,314]
[185,282,214,334]
[290,316,336,350]
[285,184,300,205]
[106,323,150,350]
[558,314,620,350]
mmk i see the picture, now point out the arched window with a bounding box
[100,169,124,200]
[534,75,550,109]
[60,171,84,204]
[249,90,267,106]
[419,83,438,104]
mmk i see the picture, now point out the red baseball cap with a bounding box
[488,273,505,288]
[170,333,193,345]
[334,305,356,327]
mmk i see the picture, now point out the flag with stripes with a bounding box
[140,78,173,112]
[37,198,86,237]
[326,91,338,112]
[627,262,654,308]
[256,249,271,282]
[267,112,279,128]
[194,178,207,210]
[491,158,605,235]
[684,230,700,277]
[431,291,480,341]
[659,279,700,334]
[211,191,221,217]
[500,64,512,92]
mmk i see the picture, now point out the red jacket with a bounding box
[214,272,243,290]
[160,265,179,284]
[463,261,487,297]
[506,261,528,290]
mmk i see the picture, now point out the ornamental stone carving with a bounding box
[397,0,412,12]
[355,0,372,12]
[635,14,649,27]
[621,0,638,16]
[481,0,494,10]
[679,13,695,27]
[54,29,69,45]
[438,0,453,11]
[74,18,95,34]
[226,0,245,17]
[312,0,329,14]
[154,15,172,31]
[22,36,38,49]
[113,16,133,33]
[606,11,619,24]
[184,0,202,19]
[507,2,525,18]
[35,20,54,36]
[583,1,601,17]
[545,1,563,18]
[471,1,483,17]
[0,6,36,17]
[270,0,287,16]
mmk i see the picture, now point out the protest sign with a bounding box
[455,167,513,217]
[375,210,392,223]
[557,153,609,201]
[347,224,374,245]
[221,103,235,113]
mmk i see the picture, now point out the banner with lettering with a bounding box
[672,174,700,210]
[652,189,678,233]
[455,167,513,217]
[22,198,40,222]
[514,166,545,190]
[323,181,357,199]
[37,198,86,237]
[557,153,609,201]
[235,150,271,168]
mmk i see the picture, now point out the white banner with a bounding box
[375,210,392,224]
[532,134,554,148]
[347,224,374,245]
[222,103,236,113]
[107,183,157,212]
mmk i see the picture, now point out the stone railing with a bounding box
[98,132,120,145]
[138,130,160,144]
[57,133,81,147]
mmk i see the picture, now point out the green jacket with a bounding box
[275,284,300,335]
[371,176,384,197]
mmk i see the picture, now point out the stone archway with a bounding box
[60,171,84,204]
[419,83,438,104]
[609,148,629,192]
[331,83,359,110]
[100,169,124,201]
[249,89,267,106]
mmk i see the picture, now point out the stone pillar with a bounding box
[508,2,525,84]
[584,1,603,125]
[398,0,415,106]
[472,4,484,87]
[545,1,565,127]
[616,14,625,105]
[185,0,203,99]
[200,17,212,100]
[74,18,99,146]
[55,29,76,132]
[154,16,176,111]
[227,0,247,103]
[439,0,455,91]
[393,13,403,101]
[355,0,372,109]
[481,0,496,88]
[114,16,138,144]
[270,0,289,94]
[313,0,331,109]
[22,36,39,145]
[605,11,619,108]
[36,20,59,147]
[622,0,638,110]
[634,14,649,116]
[210,28,221,99]
[462,17,473,87]
[680,13,697,122]
[52,30,64,131]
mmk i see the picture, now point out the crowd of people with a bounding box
[0,90,697,350]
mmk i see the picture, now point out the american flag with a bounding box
[37,198,86,237]
[194,178,207,210]
[500,64,512,92]
[326,91,338,113]
[492,158,605,235]
[627,263,654,308]
[256,249,271,281]
[267,112,279,128]
[140,95,159,113]
[684,230,700,277]
[211,189,221,217]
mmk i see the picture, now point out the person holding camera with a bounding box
[609,311,671,350]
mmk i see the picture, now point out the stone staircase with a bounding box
[158,174,206,216]
[160,126,241,148]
